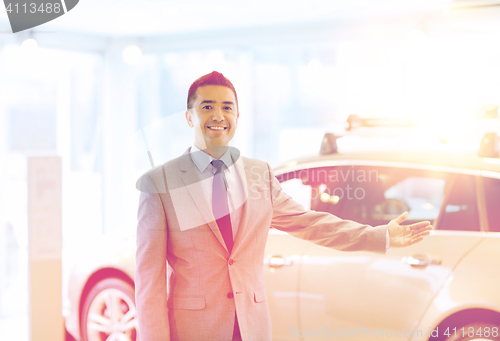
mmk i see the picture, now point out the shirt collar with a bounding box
[190,144,233,173]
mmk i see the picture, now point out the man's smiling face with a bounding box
[186,85,239,152]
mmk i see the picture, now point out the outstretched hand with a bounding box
[387,211,433,248]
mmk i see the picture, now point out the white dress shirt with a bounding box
[189,145,245,240]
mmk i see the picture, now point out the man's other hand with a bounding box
[387,211,433,248]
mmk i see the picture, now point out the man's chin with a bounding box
[207,143,230,150]
[203,136,231,146]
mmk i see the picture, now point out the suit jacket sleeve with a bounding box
[136,174,170,341]
[267,163,387,254]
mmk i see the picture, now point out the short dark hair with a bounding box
[187,71,238,110]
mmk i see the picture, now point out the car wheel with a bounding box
[80,277,137,341]
[65,326,76,341]
[444,321,500,341]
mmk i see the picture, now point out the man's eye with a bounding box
[224,106,233,111]
[202,105,212,110]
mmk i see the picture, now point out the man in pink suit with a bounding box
[135,71,432,341]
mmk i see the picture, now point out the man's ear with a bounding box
[185,110,194,128]
[235,111,240,127]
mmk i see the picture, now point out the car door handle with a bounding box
[266,255,293,268]
[402,255,442,268]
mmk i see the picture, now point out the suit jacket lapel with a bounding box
[231,154,252,254]
[179,148,229,253]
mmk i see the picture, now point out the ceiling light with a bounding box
[123,45,142,64]
[21,38,38,50]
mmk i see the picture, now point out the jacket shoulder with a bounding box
[241,155,268,169]
[135,157,182,193]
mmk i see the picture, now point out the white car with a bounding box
[65,132,500,341]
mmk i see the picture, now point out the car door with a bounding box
[264,175,311,341]
[298,165,485,339]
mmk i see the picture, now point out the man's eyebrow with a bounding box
[199,100,235,105]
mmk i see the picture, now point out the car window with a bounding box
[307,166,448,226]
[304,166,379,224]
[279,177,312,210]
[437,174,480,231]
[482,176,500,232]
[382,177,445,221]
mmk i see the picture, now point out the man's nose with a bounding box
[212,108,225,121]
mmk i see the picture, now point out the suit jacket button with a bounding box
[228,259,234,266]
[227,292,234,299]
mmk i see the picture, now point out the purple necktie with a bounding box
[211,160,234,253]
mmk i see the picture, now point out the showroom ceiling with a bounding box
[0,0,451,36]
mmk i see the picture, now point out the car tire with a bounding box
[65,326,76,341]
[443,321,500,341]
[80,277,137,341]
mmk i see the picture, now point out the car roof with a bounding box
[274,149,500,177]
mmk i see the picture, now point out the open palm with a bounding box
[388,211,433,248]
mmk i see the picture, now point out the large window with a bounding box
[0,46,103,333]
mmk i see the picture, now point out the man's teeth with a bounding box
[209,127,226,130]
